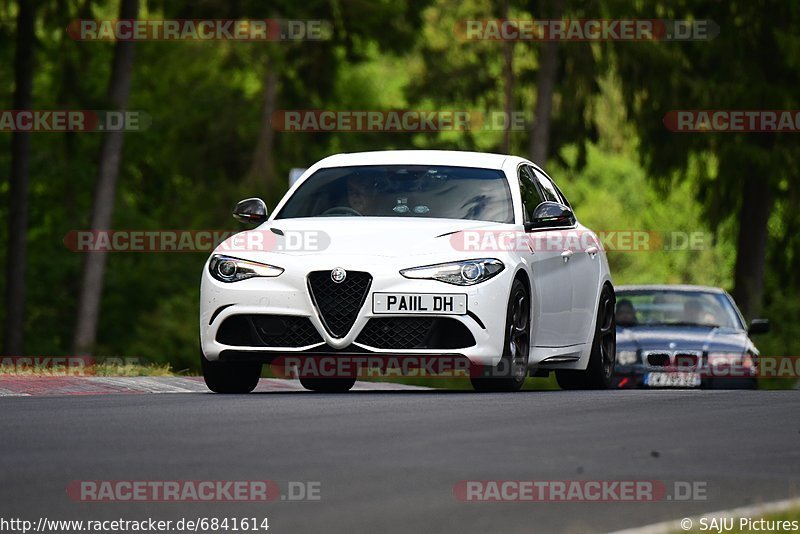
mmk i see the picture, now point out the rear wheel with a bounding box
[299,376,357,392]
[201,352,261,393]
[470,278,530,392]
[556,285,616,390]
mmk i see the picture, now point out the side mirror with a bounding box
[748,318,770,335]
[233,198,268,224]
[524,201,575,231]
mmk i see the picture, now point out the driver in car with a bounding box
[347,175,375,214]
[345,174,396,216]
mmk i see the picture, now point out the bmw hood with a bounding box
[617,326,748,354]
[215,217,510,260]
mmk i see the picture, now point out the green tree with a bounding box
[613,0,800,319]
[3,0,36,356]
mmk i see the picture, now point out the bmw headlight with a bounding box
[617,350,639,366]
[400,259,504,286]
[208,255,284,283]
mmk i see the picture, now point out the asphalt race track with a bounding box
[2,389,799,533]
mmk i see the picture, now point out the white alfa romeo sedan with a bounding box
[200,150,615,393]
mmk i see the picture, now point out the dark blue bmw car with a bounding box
[613,285,770,389]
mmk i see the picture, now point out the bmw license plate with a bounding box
[373,293,467,315]
[644,371,701,388]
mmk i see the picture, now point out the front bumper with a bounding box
[200,258,514,367]
[614,364,758,389]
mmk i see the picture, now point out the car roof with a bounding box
[616,284,727,294]
[314,150,511,170]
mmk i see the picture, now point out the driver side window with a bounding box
[517,165,544,223]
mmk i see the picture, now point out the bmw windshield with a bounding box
[615,290,743,329]
[275,165,514,223]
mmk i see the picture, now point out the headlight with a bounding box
[208,255,283,283]
[617,350,638,366]
[400,259,504,286]
[708,352,744,365]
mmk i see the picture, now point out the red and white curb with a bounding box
[0,376,430,396]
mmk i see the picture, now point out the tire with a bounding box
[470,278,530,392]
[201,352,261,393]
[556,284,616,390]
[299,376,356,392]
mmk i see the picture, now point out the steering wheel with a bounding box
[321,206,363,216]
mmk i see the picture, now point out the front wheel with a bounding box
[556,284,616,390]
[470,278,530,392]
[201,352,261,393]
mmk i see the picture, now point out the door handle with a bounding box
[586,246,598,258]
[561,250,573,263]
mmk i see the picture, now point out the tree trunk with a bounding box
[3,0,36,356]
[732,173,772,321]
[528,0,564,165]
[73,0,139,355]
[246,68,279,198]
[500,0,513,153]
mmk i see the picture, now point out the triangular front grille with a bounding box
[307,270,372,338]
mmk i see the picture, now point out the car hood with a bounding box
[215,217,511,260]
[616,326,748,354]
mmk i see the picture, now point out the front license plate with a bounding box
[644,371,701,388]
[373,293,467,315]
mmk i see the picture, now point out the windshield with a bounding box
[615,290,743,329]
[274,165,514,223]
